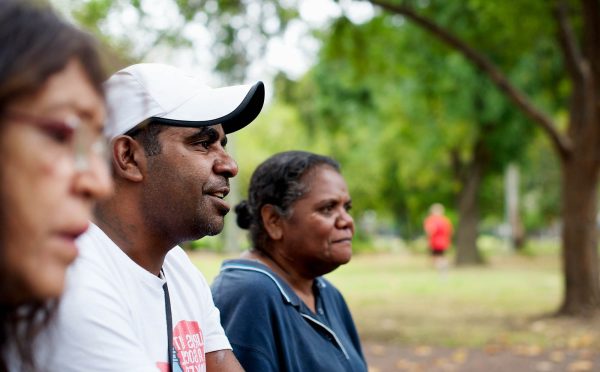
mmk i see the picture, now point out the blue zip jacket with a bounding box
[212,259,367,372]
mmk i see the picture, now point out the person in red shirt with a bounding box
[424,203,453,273]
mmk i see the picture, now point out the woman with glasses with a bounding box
[0,1,113,370]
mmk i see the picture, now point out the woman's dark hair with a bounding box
[0,1,106,370]
[235,150,340,252]
[0,0,105,109]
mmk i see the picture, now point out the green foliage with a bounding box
[71,0,112,32]
[520,131,562,231]
[60,0,300,80]
[273,8,564,237]
[58,0,566,239]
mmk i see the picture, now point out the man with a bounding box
[38,63,265,371]
[423,203,453,274]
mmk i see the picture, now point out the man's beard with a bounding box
[200,218,224,237]
[192,203,227,238]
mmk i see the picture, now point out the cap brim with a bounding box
[150,81,265,134]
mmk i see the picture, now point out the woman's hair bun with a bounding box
[234,200,253,229]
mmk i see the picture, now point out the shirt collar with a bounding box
[220,259,327,308]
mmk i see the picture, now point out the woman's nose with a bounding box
[337,209,354,230]
[73,156,114,200]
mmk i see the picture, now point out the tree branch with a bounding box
[553,0,585,81]
[580,0,600,99]
[368,0,572,159]
[450,148,465,183]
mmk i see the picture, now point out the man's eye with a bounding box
[192,141,211,149]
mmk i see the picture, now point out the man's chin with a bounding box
[202,219,225,237]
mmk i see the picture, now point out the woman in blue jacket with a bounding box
[212,150,367,372]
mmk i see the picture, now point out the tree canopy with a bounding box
[57,0,600,316]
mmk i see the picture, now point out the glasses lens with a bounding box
[71,118,109,172]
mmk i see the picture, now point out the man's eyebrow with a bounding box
[185,126,219,142]
[184,126,230,148]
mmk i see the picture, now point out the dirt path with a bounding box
[363,341,600,371]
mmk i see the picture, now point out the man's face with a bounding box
[140,124,238,242]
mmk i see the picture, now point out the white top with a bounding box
[36,223,230,372]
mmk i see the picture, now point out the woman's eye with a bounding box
[42,123,74,144]
[320,205,334,214]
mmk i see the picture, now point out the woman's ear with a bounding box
[112,135,145,182]
[261,204,283,241]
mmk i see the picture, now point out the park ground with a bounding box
[190,241,600,371]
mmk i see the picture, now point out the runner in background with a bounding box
[424,203,453,275]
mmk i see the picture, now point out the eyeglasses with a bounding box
[2,111,109,172]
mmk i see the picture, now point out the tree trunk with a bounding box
[559,155,600,315]
[454,87,490,266]
[558,71,600,315]
[455,144,485,266]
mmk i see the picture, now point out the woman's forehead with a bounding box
[303,165,342,184]
[302,167,348,197]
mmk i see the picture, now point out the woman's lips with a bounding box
[55,223,90,262]
[331,237,353,245]
[62,223,90,240]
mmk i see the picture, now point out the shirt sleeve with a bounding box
[228,342,278,371]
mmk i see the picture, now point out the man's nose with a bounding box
[214,149,238,178]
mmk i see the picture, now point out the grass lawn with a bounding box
[190,245,600,351]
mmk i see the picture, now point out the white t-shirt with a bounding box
[36,223,230,372]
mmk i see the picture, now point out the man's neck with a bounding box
[94,203,173,276]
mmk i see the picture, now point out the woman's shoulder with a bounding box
[212,259,285,295]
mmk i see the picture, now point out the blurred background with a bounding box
[50,1,600,370]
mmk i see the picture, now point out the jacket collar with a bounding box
[220,259,327,309]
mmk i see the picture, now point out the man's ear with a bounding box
[111,135,146,182]
[261,204,283,241]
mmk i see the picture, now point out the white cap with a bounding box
[104,63,265,140]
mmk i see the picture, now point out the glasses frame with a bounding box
[1,110,108,172]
